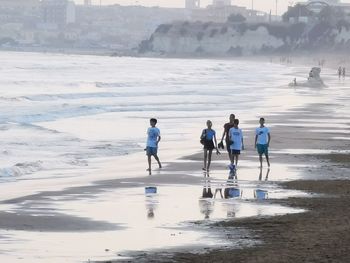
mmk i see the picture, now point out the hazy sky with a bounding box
[75,0,350,15]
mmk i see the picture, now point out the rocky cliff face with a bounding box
[139,20,350,56]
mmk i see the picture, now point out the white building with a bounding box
[0,0,40,10]
[307,0,340,4]
[213,0,231,7]
[185,0,200,9]
[41,0,76,27]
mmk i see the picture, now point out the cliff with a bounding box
[139,18,350,56]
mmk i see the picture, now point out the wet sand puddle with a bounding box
[0,163,309,263]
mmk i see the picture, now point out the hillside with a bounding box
[139,7,350,56]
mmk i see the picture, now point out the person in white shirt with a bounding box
[255,117,271,168]
[146,118,162,175]
[229,119,244,166]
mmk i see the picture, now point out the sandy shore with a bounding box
[95,99,350,262]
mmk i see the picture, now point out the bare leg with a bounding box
[265,154,270,167]
[203,150,207,170]
[147,155,152,175]
[207,150,213,171]
[154,154,162,168]
[228,151,233,163]
[259,154,263,168]
[259,166,263,181]
[229,151,235,164]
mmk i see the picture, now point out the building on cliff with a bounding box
[40,0,76,28]
[190,5,269,23]
[213,0,231,7]
[186,0,200,9]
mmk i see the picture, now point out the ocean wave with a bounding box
[95,82,134,88]
[0,161,44,177]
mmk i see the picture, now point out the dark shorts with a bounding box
[203,140,215,150]
[257,144,268,155]
[146,146,158,156]
[231,149,241,155]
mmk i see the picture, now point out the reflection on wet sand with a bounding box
[145,188,158,219]
[255,168,270,200]
[199,179,214,219]
[214,165,242,199]
[198,167,278,220]
[259,167,270,181]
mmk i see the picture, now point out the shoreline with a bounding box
[0,54,348,261]
[1,48,349,70]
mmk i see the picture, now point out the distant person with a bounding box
[338,66,342,79]
[308,69,313,80]
[255,117,271,168]
[220,114,235,161]
[146,118,162,175]
[200,120,220,172]
[342,67,346,79]
[229,119,244,166]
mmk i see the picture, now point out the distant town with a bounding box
[0,0,349,54]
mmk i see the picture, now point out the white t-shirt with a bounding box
[147,127,160,147]
[229,127,243,150]
[256,126,270,145]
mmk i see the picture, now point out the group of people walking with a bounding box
[200,114,271,172]
[144,115,271,175]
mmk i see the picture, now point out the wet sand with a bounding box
[99,101,350,262]
[126,180,350,263]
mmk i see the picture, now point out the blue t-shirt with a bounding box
[229,127,243,150]
[204,129,215,140]
[256,126,270,145]
[147,127,160,147]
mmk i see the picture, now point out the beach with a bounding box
[0,51,349,262]
[123,103,350,262]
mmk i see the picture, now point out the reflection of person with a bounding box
[201,120,220,172]
[220,114,235,161]
[145,194,158,219]
[202,185,213,198]
[146,118,162,175]
[258,167,270,181]
[199,180,214,219]
[255,118,271,168]
[215,166,240,199]
[229,119,244,166]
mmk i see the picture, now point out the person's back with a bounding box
[147,127,160,148]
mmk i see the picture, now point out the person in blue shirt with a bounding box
[229,119,244,166]
[200,120,220,172]
[255,117,271,168]
[146,118,161,175]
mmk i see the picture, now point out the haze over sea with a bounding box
[0,51,310,183]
